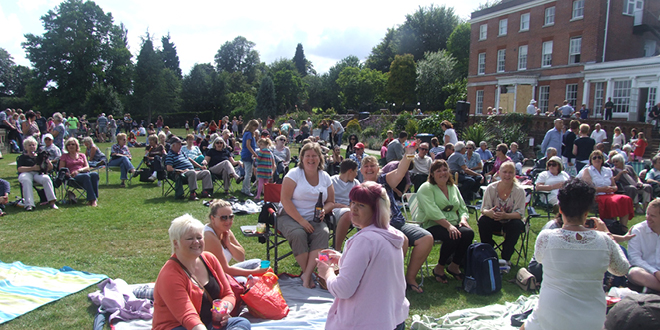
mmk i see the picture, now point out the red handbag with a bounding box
[240,272,289,320]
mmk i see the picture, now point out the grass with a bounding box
[0,128,647,329]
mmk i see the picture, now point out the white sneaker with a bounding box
[148,175,157,181]
[157,180,162,187]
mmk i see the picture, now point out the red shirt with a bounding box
[266,118,274,130]
[59,152,88,173]
[634,139,648,157]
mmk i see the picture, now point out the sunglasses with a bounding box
[215,142,224,145]
[592,156,603,160]
[215,214,235,221]
[547,163,559,167]
[466,147,473,150]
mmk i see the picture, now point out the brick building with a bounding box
[467,0,660,121]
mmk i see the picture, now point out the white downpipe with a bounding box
[603,0,611,62]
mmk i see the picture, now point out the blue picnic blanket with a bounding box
[0,260,108,324]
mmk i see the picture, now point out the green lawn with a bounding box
[0,129,646,329]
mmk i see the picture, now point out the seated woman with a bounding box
[17,136,57,211]
[506,142,525,175]
[345,134,358,159]
[477,161,526,265]
[317,182,409,330]
[108,133,136,188]
[522,179,629,330]
[82,137,107,167]
[279,142,334,288]
[611,153,651,214]
[577,150,634,228]
[272,135,291,179]
[59,137,99,207]
[183,134,206,166]
[204,199,267,280]
[204,137,242,194]
[534,156,570,213]
[152,214,251,330]
[127,131,140,147]
[486,143,512,182]
[414,160,474,283]
[145,134,166,185]
[327,145,343,176]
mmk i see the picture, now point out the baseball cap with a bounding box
[355,142,365,149]
[43,133,54,140]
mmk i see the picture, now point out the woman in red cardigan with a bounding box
[152,214,251,330]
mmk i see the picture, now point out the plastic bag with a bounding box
[241,272,289,320]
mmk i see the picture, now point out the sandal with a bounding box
[446,269,465,281]
[406,283,423,293]
[433,269,448,283]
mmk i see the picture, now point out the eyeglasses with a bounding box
[215,214,235,221]
[215,142,224,145]
[66,143,75,147]
[466,147,473,150]
[547,163,559,167]
[592,156,603,160]
[419,148,429,151]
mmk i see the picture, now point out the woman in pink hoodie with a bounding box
[317,181,409,330]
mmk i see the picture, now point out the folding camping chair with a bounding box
[261,183,291,273]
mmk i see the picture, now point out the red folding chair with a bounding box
[261,183,292,273]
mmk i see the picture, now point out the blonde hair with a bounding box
[64,137,80,151]
[257,138,273,148]
[168,214,205,254]
[298,142,325,171]
[208,199,232,223]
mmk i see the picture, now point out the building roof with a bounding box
[470,0,555,23]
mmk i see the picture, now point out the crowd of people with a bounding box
[5,107,660,329]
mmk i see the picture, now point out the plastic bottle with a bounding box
[245,274,256,291]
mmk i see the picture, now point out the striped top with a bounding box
[165,150,193,170]
[255,149,274,179]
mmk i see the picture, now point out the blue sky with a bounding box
[1,0,483,74]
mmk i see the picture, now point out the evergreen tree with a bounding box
[447,23,471,78]
[387,54,417,108]
[255,76,277,119]
[292,43,307,77]
[134,33,165,123]
[160,33,182,79]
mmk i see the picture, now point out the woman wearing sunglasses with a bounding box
[577,150,634,229]
[203,199,268,281]
[535,156,571,213]
[414,159,474,283]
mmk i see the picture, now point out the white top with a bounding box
[629,221,660,274]
[282,167,332,221]
[203,224,234,262]
[612,133,625,147]
[330,175,360,206]
[412,154,433,175]
[577,165,612,195]
[527,104,537,115]
[590,129,607,144]
[535,170,570,205]
[181,145,202,160]
[524,229,629,330]
[332,121,344,134]
[444,128,458,145]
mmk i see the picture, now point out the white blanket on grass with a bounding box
[112,274,334,330]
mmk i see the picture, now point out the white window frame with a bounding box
[478,53,486,75]
[623,0,640,15]
[572,0,584,20]
[479,24,488,40]
[594,82,604,117]
[565,84,578,108]
[539,85,550,113]
[569,37,582,64]
[520,13,530,31]
[499,19,508,36]
[542,41,553,67]
[544,7,555,26]
[613,80,632,114]
[476,90,484,115]
[497,49,506,72]
[518,45,528,71]
[645,40,657,57]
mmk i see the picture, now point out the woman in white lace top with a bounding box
[522,178,630,330]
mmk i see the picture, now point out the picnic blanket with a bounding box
[112,274,334,330]
[0,260,108,324]
[411,295,539,330]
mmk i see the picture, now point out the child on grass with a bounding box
[254,138,274,200]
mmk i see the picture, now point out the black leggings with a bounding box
[426,225,474,266]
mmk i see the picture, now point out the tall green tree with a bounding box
[22,0,131,113]
[416,50,460,111]
[447,22,471,78]
[326,55,361,112]
[395,5,459,60]
[105,23,133,97]
[214,36,261,85]
[387,54,417,108]
[133,33,165,123]
[182,63,226,118]
[0,48,14,96]
[304,74,331,110]
[273,69,305,113]
[160,33,182,79]
[255,76,277,119]
[292,43,307,77]
[365,27,397,72]
[337,67,387,111]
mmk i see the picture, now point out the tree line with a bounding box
[0,0,471,124]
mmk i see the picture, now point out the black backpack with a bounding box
[463,243,502,295]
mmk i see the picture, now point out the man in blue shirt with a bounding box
[579,104,589,119]
[541,119,564,156]
[165,137,213,200]
[476,141,493,162]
